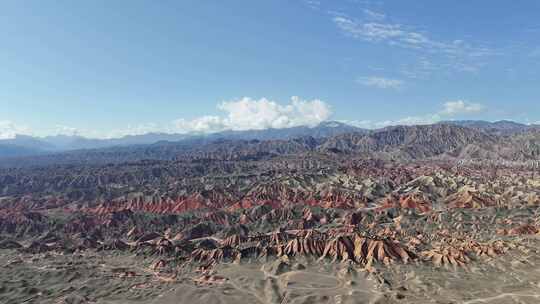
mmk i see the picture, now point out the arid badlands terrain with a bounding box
[2,123,540,304]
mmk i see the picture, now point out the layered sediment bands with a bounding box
[2,160,540,239]
[2,126,540,303]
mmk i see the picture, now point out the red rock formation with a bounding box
[445,189,496,209]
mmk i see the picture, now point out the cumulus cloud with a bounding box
[0,120,32,139]
[440,100,484,116]
[1,97,332,139]
[357,76,404,89]
[172,96,332,133]
[2,98,487,139]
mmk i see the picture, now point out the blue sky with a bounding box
[1,0,540,138]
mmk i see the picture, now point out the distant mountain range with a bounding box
[1,120,540,168]
[0,121,365,158]
[438,120,539,135]
[0,133,191,157]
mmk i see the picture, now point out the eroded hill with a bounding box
[2,125,540,303]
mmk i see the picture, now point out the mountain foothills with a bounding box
[1,121,540,167]
[2,120,540,303]
[0,121,364,158]
[439,120,538,135]
[1,119,537,160]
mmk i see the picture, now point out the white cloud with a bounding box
[0,120,32,140]
[381,101,485,127]
[338,120,374,129]
[399,57,485,80]
[379,115,441,127]
[173,116,226,134]
[357,76,404,89]
[104,123,163,139]
[303,0,321,10]
[362,9,386,21]
[171,96,332,134]
[334,17,404,42]
[342,100,486,129]
[2,99,487,139]
[53,125,80,136]
[332,12,495,77]
[369,114,442,129]
[341,114,441,129]
[332,16,492,57]
[440,100,484,116]
[1,97,332,139]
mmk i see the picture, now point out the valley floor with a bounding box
[3,237,540,304]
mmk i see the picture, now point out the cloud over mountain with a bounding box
[0,120,31,140]
[0,99,487,139]
[344,100,487,129]
[172,96,332,134]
